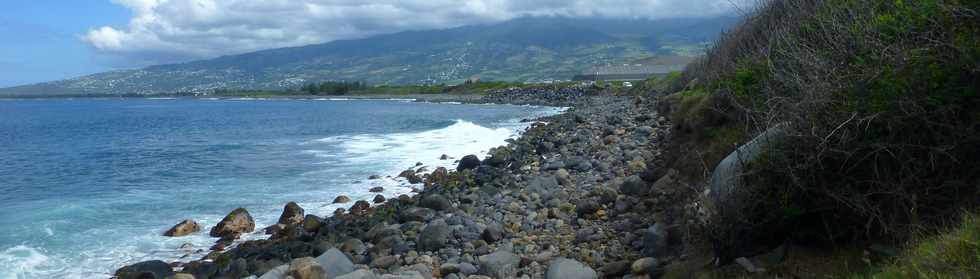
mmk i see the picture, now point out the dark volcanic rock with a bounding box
[209,208,255,239]
[457,155,481,171]
[373,194,386,203]
[163,219,200,237]
[420,194,452,211]
[277,201,305,225]
[115,260,174,279]
[481,223,504,243]
[619,175,649,196]
[417,219,450,251]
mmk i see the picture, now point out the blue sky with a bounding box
[0,1,129,87]
[0,0,748,88]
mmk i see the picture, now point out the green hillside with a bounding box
[0,16,737,96]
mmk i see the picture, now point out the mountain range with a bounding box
[0,16,738,96]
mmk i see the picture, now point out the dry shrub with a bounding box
[670,0,980,260]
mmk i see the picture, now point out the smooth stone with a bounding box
[545,258,597,279]
[370,187,385,193]
[317,248,354,278]
[373,195,387,204]
[600,260,630,277]
[477,251,520,278]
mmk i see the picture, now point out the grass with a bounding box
[855,213,980,279]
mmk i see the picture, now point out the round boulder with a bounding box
[456,155,481,171]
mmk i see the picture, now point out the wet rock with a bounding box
[278,202,305,226]
[350,200,372,215]
[303,214,323,233]
[209,208,255,239]
[418,219,450,251]
[440,154,450,160]
[420,194,452,211]
[478,251,520,278]
[370,187,385,193]
[114,260,175,279]
[399,170,423,184]
[369,175,382,180]
[316,248,354,278]
[545,258,597,279]
[457,155,481,171]
[289,257,325,279]
[164,219,200,237]
[372,195,386,204]
[334,195,352,204]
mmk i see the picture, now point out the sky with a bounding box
[0,0,752,88]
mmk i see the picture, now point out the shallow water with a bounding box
[0,98,561,279]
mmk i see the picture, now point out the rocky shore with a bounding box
[116,87,684,279]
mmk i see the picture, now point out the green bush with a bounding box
[671,0,980,261]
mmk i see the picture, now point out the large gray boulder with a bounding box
[478,250,520,278]
[709,123,787,202]
[545,258,597,279]
[417,219,450,251]
[316,248,354,278]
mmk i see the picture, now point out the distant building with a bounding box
[572,63,687,81]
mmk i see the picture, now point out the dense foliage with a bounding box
[664,0,980,262]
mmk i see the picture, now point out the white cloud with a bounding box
[84,0,752,65]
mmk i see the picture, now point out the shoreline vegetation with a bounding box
[114,0,978,278]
